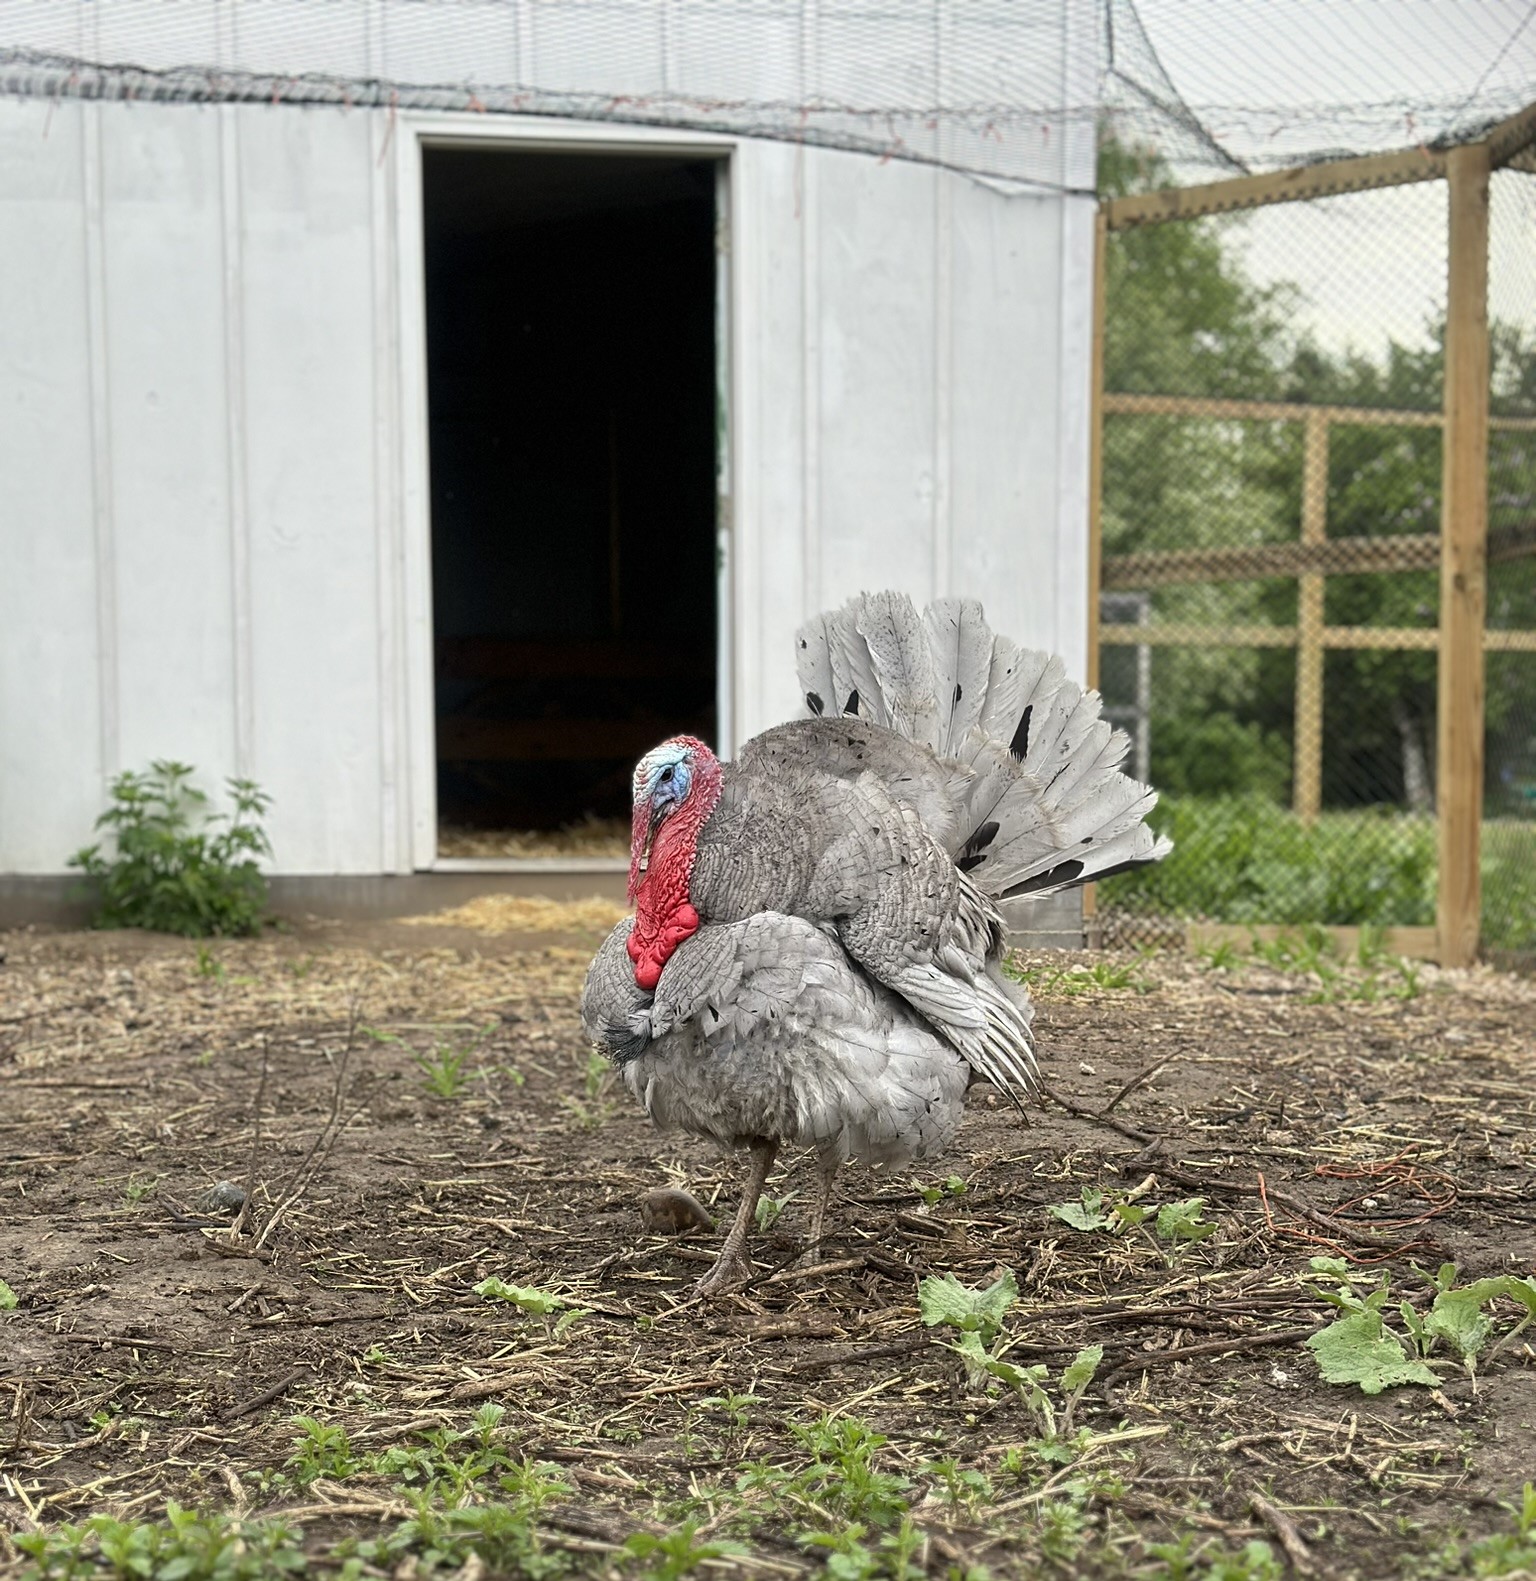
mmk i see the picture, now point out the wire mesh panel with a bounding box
[1484,165,1536,962]
[1094,162,1456,945]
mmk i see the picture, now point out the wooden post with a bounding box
[1436,142,1491,968]
[1294,411,1328,823]
[1083,206,1109,931]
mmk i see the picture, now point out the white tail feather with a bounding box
[797,592,1171,903]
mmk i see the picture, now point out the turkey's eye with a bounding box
[658,766,675,785]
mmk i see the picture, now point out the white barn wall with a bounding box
[0,97,1094,879]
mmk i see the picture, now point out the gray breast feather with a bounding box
[598,912,970,1167]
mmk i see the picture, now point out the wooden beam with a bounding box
[1103,146,1447,232]
[1436,142,1492,969]
[1487,99,1536,168]
[1486,629,1536,653]
[1084,208,1109,928]
[1103,390,1536,432]
[1098,623,1451,650]
[1324,627,1438,651]
[1100,623,1300,648]
[1294,412,1328,824]
[1185,922,1440,961]
[1102,533,1441,589]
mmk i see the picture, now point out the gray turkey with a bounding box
[581,591,1170,1295]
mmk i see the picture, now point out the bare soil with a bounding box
[1,919,1534,1578]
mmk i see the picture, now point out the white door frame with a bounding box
[392,114,743,873]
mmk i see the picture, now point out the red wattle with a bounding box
[626,741,722,991]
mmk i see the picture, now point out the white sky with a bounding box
[1130,0,1536,358]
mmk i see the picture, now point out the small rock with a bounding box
[639,1187,715,1236]
[197,1181,247,1215]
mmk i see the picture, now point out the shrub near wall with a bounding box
[69,761,273,937]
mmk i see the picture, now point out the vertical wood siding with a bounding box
[0,97,1092,875]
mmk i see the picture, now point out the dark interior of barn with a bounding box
[422,146,719,854]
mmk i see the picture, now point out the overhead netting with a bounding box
[1102,0,1536,179]
[1,0,1533,189]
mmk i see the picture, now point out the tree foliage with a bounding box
[1098,138,1536,823]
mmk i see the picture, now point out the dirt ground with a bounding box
[1,913,1534,1579]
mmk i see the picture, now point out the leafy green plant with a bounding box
[919,1270,1103,1437]
[1197,938,1243,970]
[921,1458,993,1513]
[1307,1259,1536,1395]
[1048,1187,1217,1265]
[14,1504,307,1581]
[914,1174,969,1207]
[285,1416,360,1483]
[622,1521,749,1579]
[473,1277,587,1337]
[755,1192,794,1232]
[1048,1187,1114,1232]
[736,1415,912,1536]
[415,1040,472,1099]
[801,1517,926,1580]
[1010,958,1154,996]
[69,761,272,937]
[0,1278,17,1310]
[918,1269,1019,1343]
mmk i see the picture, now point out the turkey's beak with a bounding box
[636,796,672,877]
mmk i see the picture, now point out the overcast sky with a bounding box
[1129,0,1536,360]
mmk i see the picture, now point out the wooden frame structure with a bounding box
[1089,102,1536,966]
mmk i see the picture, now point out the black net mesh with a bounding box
[1,1,1532,188]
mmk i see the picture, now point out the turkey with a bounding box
[581,591,1171,1296]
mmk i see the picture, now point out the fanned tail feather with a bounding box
[796,592,1172,903]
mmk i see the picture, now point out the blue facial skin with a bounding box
[636,744,693,820]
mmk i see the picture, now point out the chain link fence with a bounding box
[1092,132,1536,963]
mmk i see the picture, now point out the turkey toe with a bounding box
[692,1249,756,1298]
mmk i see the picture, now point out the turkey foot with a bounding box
[693,1138,778,1298]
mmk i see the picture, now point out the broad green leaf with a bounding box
[1427,1289,1495,1362]
[919,1270,1018,1341]
[1047,1189,1110,1232]
[1112,1201,1150,1228]
[472,1277,563,1313]
[0,1279,15,1311]
[1156,1198,1217,1243]
[1306,1310,1439,1394]
[1061,1344,1104,1393]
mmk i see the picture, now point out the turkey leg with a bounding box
[694,1138,778,1298]
[806,1161,839,1255]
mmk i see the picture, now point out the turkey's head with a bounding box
[628,736,717,898]
[626,735,722,989]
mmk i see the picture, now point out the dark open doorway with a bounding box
[423,146,720,858]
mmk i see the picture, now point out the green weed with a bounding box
[285,1416,360,1483]
[754,1192,794,1232]
[14,1504,306,1581]
[415,1040,472,1099]
[1305,1259,1536,1394]
[622,1521,749,1578]
[69,761,272,938]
